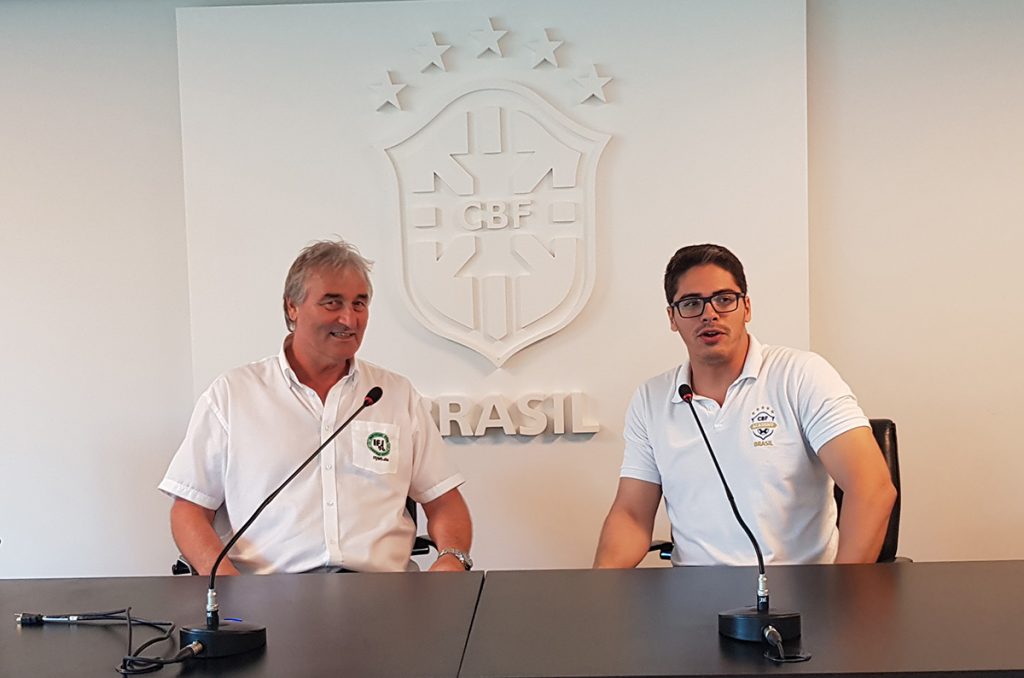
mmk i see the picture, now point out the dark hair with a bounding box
[663,244,747,304]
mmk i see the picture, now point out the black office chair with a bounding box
[408,497,438,557]
[172,497,435,575]
[836,418,902,562]
[649,418,905,563]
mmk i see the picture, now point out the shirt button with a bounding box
[326,500,335,506]
[325,464,333,470]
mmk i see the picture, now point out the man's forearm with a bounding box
[835,482,897,563]
[170,499,239,576]
[428,511,472,553]
[593,511,653,568]
[423,489,473,570]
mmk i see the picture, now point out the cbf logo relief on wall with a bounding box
[376,19,611,367]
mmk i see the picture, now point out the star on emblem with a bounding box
[413,33,451,73]
[526,29,562,68]
[574,64,612,104]
[369,70,406,111]
[470,18,507,57]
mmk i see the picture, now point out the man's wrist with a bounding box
[437,547,473,570]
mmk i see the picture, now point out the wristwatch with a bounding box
[437,547,473,570]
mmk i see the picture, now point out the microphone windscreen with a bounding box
[364,386,383,406]
[678,384,694,402]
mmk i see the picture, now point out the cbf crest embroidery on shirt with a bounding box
[367,432,392,461]
[750,406,777,447]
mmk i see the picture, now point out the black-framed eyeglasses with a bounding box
[669,292,745,318]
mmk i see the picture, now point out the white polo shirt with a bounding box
[621,335,869,566]
[159,345,464,574]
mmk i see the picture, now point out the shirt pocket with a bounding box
[351,420,400,475]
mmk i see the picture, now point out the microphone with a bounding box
[179,386,384,658]
[677,384,802,644]
[363,386,383,406]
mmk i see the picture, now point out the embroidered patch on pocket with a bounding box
[351,421,399,474]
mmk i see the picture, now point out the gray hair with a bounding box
[282,239,374,331]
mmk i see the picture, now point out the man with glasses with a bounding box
[594,244,895,567]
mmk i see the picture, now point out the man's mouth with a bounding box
[329,329,355,339]
[697,328,725,338]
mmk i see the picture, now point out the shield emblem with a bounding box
[382,80,609,366]
[750,411,777,441]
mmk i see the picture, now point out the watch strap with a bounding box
[437,547,473,570]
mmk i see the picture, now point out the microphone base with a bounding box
[718,607,801,642]
[180,621,267,658]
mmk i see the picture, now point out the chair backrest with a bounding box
[833,418,902,562]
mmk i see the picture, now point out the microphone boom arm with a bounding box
[207,390,379,603]
[677,384,801,643]
[180,387,383,659]
[679,387,768,611]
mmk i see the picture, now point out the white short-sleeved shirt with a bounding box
[621,335,869,566]
[159,345,464,574]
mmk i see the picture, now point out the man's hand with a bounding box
[422,488,473,572]
[594,478,663,568]
[819,427,898,563]
[170,498,240,576]
[429,553,468,572]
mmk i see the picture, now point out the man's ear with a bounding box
[743,295,752,323]
[667,305,679,332]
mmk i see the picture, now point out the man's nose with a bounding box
[700,301,719,321]
[335,304,355,324]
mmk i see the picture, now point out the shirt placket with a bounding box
[692,396,721,428]
[715,378,749,430]
[320,384,344,564]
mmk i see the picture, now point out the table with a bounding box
[0,571,483,678]
[7,562,1024,677]
[460,561,1024,677]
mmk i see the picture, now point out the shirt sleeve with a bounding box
[620,386,663,485]
[157,387,229,510]
[796,353,871,453]
[407,388,465,504]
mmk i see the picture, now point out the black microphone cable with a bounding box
[15,387,385,670]
[15,606,201,675]
[762,625,811,663]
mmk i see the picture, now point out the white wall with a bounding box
[2,0,1022,578]
[0,0,194,576]
[807,0,1024,561]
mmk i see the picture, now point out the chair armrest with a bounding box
[411,535,436,557]
[649,540,673,561]
[171,555,198,576]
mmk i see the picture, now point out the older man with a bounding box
[160,239,472,574]
[595,243,895,567]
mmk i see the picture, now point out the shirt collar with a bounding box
[738,333,763,382]
[277,337,297,385]
[670,333,762,403]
